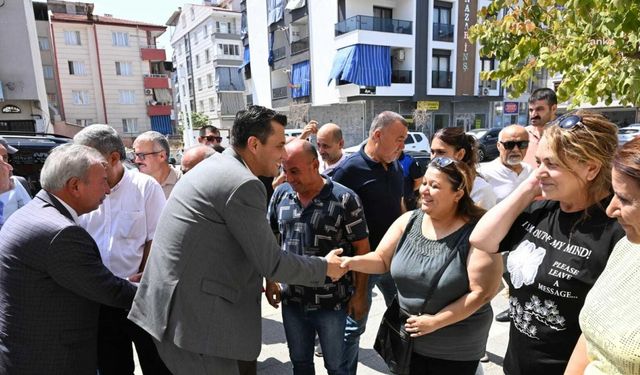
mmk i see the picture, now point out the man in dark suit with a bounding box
[129,106,347,375]
[0,144,138,374]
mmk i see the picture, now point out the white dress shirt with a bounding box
[0,176,32,221]
[52,193,79,224]
[79,169,166,278]
[319,153,347,175]
[471,176,497,210]
[479,158,534,203]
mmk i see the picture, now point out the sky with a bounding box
[91,0,185,55]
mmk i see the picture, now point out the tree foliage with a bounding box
[470,0,640,106]
[191,112,210,129]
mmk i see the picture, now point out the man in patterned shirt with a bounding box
[266,139,370,375]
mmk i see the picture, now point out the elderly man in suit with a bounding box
[128,105,347,375]
[0,144,137,374]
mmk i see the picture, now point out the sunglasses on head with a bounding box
[500,140,529,150]
[430,156,456,168]
[206,135,223,142]
[549,113,584,130]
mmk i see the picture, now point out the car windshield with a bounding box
[619,128,640,135]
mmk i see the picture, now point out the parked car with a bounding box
[617,124,640,145]
[344,131,431,154]
[467,127,500,162]
[2,133,71,195]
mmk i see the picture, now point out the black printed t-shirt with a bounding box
[498,198,624,375]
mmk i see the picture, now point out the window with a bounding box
[432,50,452,88]
[207,74,213,87]
[64,30,81,45]
[72,90,89,105]
[181,14,186,27]
[112,32,129,46]
[115,61,132,76]
[38,37,50,50]
[193,30,198,44]
[68,61,86,75]
[122,118,138,133]
[190,7,195,20]
[197,77,203,91]
[433,3,453,42]
[203,24,209,36]
[181,84,186,96]
[434,5,452,25]
[119,90,135,104]
[199,100,204,112]
[208,97,214,110]
[205,49,210,63]
[217,44,240,56]
[47,93,57,107]
[373,6,392,19]
[42,65,54,79]
[76,119,93,127]
[195,55,200,68]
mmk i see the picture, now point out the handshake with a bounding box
[324,248,358,282]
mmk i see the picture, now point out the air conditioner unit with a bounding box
[289,26,301,42]
[394,49,405,62]
[144,89,153,95]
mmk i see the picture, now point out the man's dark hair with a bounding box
[231,105,287,148]
[199,125,219,137]
[528,88,557,106]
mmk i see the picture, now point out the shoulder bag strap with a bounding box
[418,224,472,313]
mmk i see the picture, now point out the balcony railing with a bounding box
[272,46,286,62]
[272,86,288,100]
[431,71,453,88]
[433,23,455,42]
[391,70,412,84]
[291,37,309,55]
[335,15,412,36]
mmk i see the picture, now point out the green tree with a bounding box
[470,0,640,106]
[191,112,210,129]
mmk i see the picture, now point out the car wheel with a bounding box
[477,147,485,162]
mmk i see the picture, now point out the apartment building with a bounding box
[0,0,51,134]
[242,0,504,146]
[167,2,244,147]
[44,1,173,144]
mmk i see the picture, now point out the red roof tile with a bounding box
[51,13,166,30]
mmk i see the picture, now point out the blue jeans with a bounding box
[282,302,348,375]
[342,274,387,375]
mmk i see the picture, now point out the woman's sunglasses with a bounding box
[549,113,584,130]
[430,156,455,168]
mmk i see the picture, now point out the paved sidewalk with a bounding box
[135,287,510,374]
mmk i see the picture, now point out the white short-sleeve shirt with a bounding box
[479,159,533,203]
[0,176,32,220]
[79,168,166,278]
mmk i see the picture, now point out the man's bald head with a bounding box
[284,139,317,163]
[283,139,321,194]
[316,123,344,164]
[498,125,529,167]
[181,145,216,174]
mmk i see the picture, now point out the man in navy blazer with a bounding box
[0,144,138,374]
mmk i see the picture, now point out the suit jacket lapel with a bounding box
[36,190,74,222]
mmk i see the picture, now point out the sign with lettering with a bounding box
[504,102,519,114]
[417,101,440,111]
[456,0,478,95]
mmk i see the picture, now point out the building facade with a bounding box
[241,0,504,147]
[167,2,244,148]
[44,1,173,144]
[0,0,51,134]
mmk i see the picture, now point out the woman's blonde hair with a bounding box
[543,110,618,201]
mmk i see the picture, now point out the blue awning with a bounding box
[291,60,310,98]
[150,115,172,135]
[327,44,392,87]
[239,47,250,71]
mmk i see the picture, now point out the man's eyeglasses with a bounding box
[550,113,584,130]
[430,156,456,168]
[500,140,529,150]
[205,135,223,143]
[133,151,163,161]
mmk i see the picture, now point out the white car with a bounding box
[618,124,640,145]
[344,131,431,154]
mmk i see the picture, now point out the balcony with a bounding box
[140,45,166,61]
[147,104,172,116]
[272,86,288,100]
[335,15,412,36]
[391,70,412,84]
[143,74,170,89]
[433,23,454,42]
[272,46,286,62]
[213,29,241,40]
[291,37,309,55]
[432,71,453,89]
